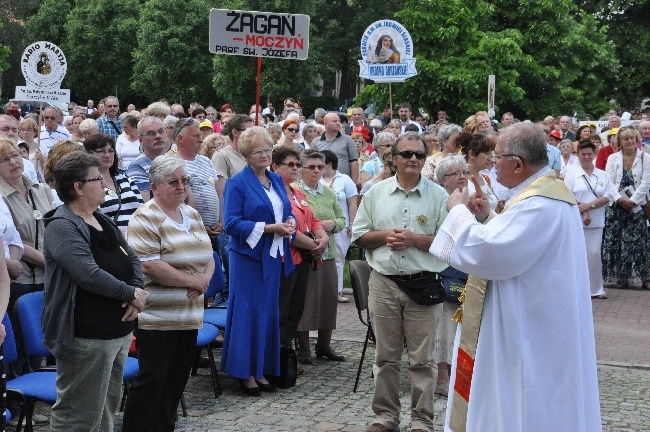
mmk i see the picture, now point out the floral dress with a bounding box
[601,170,650,285]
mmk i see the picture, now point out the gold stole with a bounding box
[448,172,576,432]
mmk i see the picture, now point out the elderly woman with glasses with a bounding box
[42,152,146,431]
[358,131,396,186]
[0,138,54,376]
[360,149,396,196]
[83,134,143,234]
[421,123,463,182]
[122,155,214,430]
[294,150,346,364]
[221,126,296,396]
[434,154,471,396]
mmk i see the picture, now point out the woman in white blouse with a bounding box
[565,140,612,298]
[115,115,140,171]
[558,139,579,179]
[458,131,500,211]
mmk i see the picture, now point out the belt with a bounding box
[386,271,434,281]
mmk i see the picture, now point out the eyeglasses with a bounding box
[251,148,272,157]
[444,170,470,178]
[0,127,18,134]
[141,128,165,138]
[492,152,522,162]
[93,148,115,155]
[43,116,57,120]
[161,176,191,187]
[78,175,103,184]
[304,164,325,170]
[0,153,23,164]
[278,162,302,168]
[105,104,119,108]
[286,128,299,133]
[176,117,196,136]
[395,150,426,160]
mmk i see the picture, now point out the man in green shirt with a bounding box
[352,132,449,432]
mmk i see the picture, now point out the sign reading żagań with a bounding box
[15,41,70,104]
[209,9,309,60]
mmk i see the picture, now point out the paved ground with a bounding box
[21,285,650,431]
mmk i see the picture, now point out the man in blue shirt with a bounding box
[97,96,123,141]
[127,117,167,201]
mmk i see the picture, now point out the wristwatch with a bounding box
[591,203,595,209]
[133,290,139,300]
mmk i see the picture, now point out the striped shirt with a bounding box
[39,125,71,156]
[185,155,220,226]
[98,173,144,232]
[127,202,212,330]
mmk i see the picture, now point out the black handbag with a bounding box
[388,272,446,306]
[440,266,468,305]
[298,231,319,271]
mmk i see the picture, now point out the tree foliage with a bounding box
[62,0,140,103]
[357,0,618,121]
[24,0,73,47]
[0,23,11,76]
[131,0,216,104]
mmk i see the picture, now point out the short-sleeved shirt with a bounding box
[115,133,141,170]
[312,132,359,177]
[0,175,54,284]
[360,155,384,178]
[351,175,448,276]
[212,145,246,179]
[185,155,220,226]
[320,171,358,227]
[127,201,213,330]
[97,116,123,141]
[126,153,154,193]
[39,125,71,156]
[98,173,144,232]
[547,144,561,171]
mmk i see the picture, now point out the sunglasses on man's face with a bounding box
[395,150,426,160]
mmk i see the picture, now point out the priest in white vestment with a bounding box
[429,123,601,432]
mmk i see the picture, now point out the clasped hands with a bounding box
[266,217,297,237]
[121,287,148,322]
[446,176,491,222]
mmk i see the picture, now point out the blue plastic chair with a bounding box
[15,292,139,408]
[203,252,228,330]
[3,313,57,432]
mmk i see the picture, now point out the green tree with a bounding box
[212,0,320,112]
[0,23,11,76]
[131,0,217,105]
[24,0,73,46]
[62,0,139,103]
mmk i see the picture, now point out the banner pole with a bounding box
[255,57,262,126]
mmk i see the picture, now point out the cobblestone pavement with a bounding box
[20,286,650,431]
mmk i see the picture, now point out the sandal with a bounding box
[593,294,607,299]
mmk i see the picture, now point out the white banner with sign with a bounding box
[358,20,417,83]
[15,41,70,104]
[209,9,310,60]
[15,86,70,104]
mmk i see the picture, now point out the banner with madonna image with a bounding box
[358,20,417,83]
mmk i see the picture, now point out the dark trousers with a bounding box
[122,328,198,432]
[279,261,310,347]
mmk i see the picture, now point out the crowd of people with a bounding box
[0,95,648,431]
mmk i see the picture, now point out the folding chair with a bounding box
[349,260,375,392]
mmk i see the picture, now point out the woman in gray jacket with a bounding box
[42,152,146,432]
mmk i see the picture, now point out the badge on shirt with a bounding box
[207,176,215,184]
[417,215,427,225]
[32,209,43,220]
[300,200,309,207]
[107,189,117,197]
[598,182,604,187]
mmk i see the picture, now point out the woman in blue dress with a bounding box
[221,126,295,396]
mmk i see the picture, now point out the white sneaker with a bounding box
[338,292,350,303]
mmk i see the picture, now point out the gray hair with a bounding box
[300,149,325,168]
[138,116,162,135]
[500,123,548,170]
[238,126,273,157]
[438,123,462,145]
[147,101,171,118]
[387,119,401,128]
[314,108,327,119]
[162,115,179,129]
[172,118,198,140]
[435,154,468,184]
[267,123,282,135]
[559,139,573,151]
[149,154,186,186]
[373,131,396,147]
[78,118,98,133]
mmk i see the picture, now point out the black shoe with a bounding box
[315,346,346,361]
[239,379,261,396]
[297,351,313,364]
[255,379,277,392]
